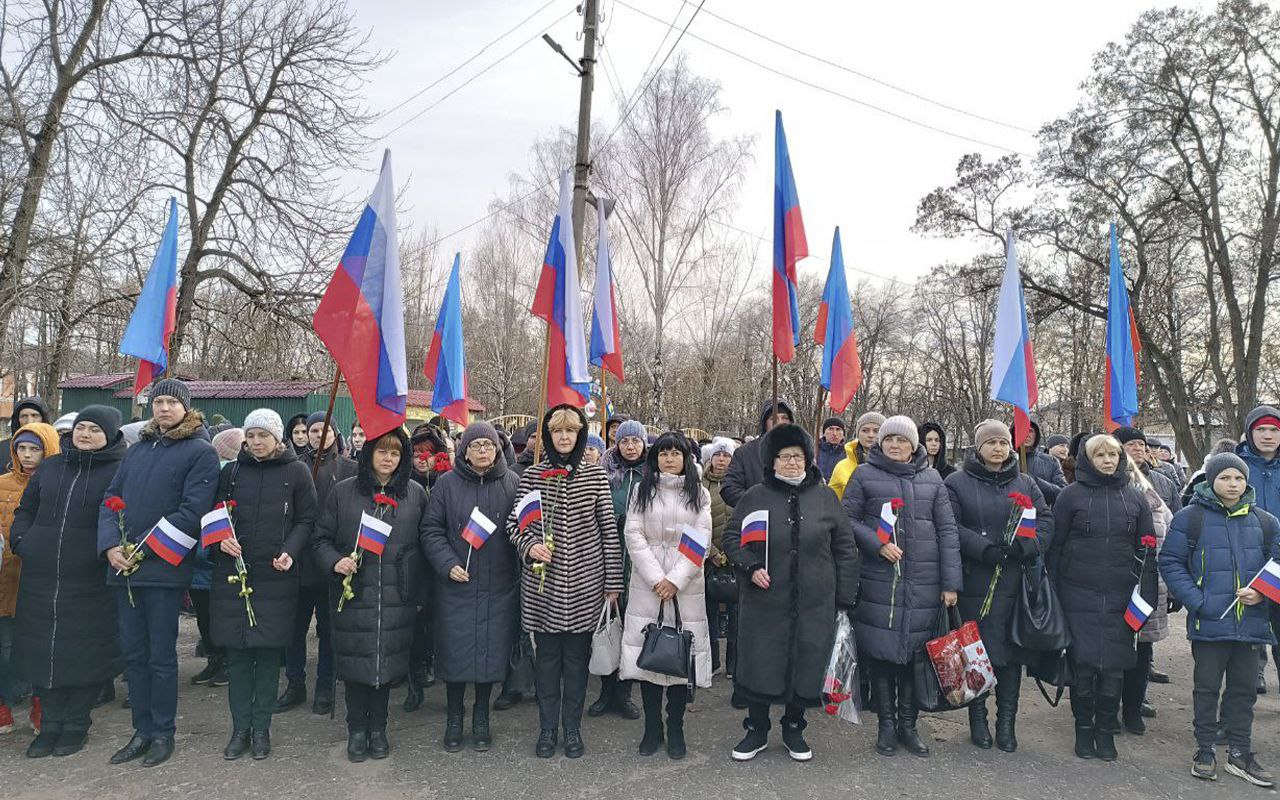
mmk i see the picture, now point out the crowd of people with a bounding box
[0,381,1278,789]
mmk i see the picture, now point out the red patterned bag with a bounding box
[924,617,996,706]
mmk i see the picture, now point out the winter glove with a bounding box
[981,545,1005,567]
[1007,535,1038,563]
[1167,597,1183,614]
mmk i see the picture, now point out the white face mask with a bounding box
[777,472,805,486]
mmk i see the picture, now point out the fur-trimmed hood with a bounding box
[760,423,822,491]
[140,409,209,443]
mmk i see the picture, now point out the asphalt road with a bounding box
[2,617,1276,799]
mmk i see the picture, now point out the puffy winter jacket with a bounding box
[816,439,845,481]
[1159,484,1280,645]
[827,440,865,500]
[0,423,60,616]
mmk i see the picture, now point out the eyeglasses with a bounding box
[775,453,807,464]
[468,441,496,452]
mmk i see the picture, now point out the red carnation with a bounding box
[216,500,237,511]
[373,493,398,508]
[433,452,452,473]
[104,496,126,513]
[890,498,904,511]
[541,468,571,480]
[1141,535,1157,549]
[1007,492,1034,509]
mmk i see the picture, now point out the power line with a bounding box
[694,4,1036,135]
[376,8,577,141]
[423,179,554,249]
[613,0,1031,156]
[376,0,563,122]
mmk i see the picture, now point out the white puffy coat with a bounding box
[619,474,713,688]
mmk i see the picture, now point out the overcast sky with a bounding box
[347,0,1208,287]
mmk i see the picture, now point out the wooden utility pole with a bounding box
[570,0,599,267]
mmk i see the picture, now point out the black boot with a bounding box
[781,715,812,762]
[614,679,641,720]
[1094,694,1119,762]
[1070,690,1096,760]
[563,729,585,758]
[732,715,769,761]
[493,688,522,710]
[895,677,929,757]
[109,733,151,765]
[588,674,615,717]
[223,729,251,760]
[873,677,897,756]
[666,691,687,760]
[403,670,424,713]
[346,728,368,763]
[312,680,334,716]
[1121,663,1147,735]
[968,701,993,749]
[191,656,223,686]
[472,703,492,752]
[994,670,1019,753]
[442,713,464,752]
[141,735,174,767]
[250,730,271,760]
[638,686,664,756]
[535,729,557,758]
[367,728,390,759]
[275,678,306,713]
[52,729,87,757]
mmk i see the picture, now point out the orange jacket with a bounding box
[0,422,60,616]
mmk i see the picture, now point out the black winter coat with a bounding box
[1027,421,1067,506]
[722,399,797,507]
[723,460,859,707]
[95,411,220,588]
[314,477,427,687]
[945,454,1052,667]
[10,437,126,688]
[1048,450,1153,671]
[421,457,520,683]
[844,445,962,665]
[210,448,317,650]
[301,445,356,587]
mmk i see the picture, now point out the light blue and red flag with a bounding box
[461,507,496,550]
[772,110,808,363]
[119,197,179,398]
[989,229,1039,448]
[356,511,392,557]
[145,517,197,567]
[423,253,470,427]
[532,170,591,407]
[1249,559,1280,605]
[516,490,543,533]
[814,227,862,413]
[877,501,897,545]
[589,200,624,382]
[1103,223,1140,433]
[1124,585,1154,632]
[1014,506,1037,539]
[199,506,235,548]
[740,509,769,546]
[313,150,409,439]
[678,524,709,568]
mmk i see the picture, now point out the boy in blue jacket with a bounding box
[1160,453,1279,788]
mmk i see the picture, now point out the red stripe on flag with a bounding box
[828,337,862,414]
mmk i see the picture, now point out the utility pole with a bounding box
[570,0,599,269]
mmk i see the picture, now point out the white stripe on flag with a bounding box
[469,507,496,534]
[1264,559,1280,580]
[200,506,230,529]
[593,202,616,354]
[1129,586,1154,617]
[681,523,708,549]
[156,516,195,550]
[556,171,590,387]
[359,511,393,537]
[743,509,768,528]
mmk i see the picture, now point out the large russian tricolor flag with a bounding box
[1103,223,1140,432]
[313,150,409,439]
[531,170,591,407]
[423,253,470,427]
[589,200,624,382]
[815,227,862,413]
[772,110,808,364]
[989,229,1039,448]
[119,197,179,398]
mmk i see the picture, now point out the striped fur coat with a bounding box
[507,459,625,633]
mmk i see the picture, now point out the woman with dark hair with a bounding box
[723,425,859,762]
[313,428,427,762]
[918,422,955,480]
[285,414,310,457]
[507,404,623,759]
[618,432,713,759]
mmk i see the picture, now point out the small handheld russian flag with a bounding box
[357,511,392,557]
[200,506,235,547]
[1124,585,1154,632]
[877,502,897,545]
[516,491,543,533]
[1249,559,1280,604]
[678,524,709,568]
[461,507,496,550]
[1015,506,1037,539]
[145,517,197,567]
[740,510,769,546]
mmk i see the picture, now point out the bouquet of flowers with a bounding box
[979,492,1034,618]
[533,468,569,593]
[105,496,144,606]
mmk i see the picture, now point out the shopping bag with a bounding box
[920,607,996,709]
[589,599,623,676]
[822,612,861,724]
[914,608,964,712]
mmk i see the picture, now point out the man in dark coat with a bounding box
[280,412,356,715]
[211,409,318,759]
[11,406,125,756]
[0,396,50,473]
[721,399,796,507]
[97,379,219,767]
[1115,426,1181,513]
[421,421,520,752]
[1026,420,1068,505]
[816,417,846,481]
[722,423,859,762]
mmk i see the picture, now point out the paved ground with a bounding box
[2,617,1276,799]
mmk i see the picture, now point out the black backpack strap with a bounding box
[1184,504,1205,570]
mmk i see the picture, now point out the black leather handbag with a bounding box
[1027,648,1074,707]
[705,562,739,604]
[637,598,694,682]
[1010,556,1070,652]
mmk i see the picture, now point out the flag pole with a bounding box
[600,364,609,442]
[1219,563,1269,620]
[812,385,826,448]
[533,337,551,465]
[771,355,779,428]
[465,545,473,574]
[313,365,342,482]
